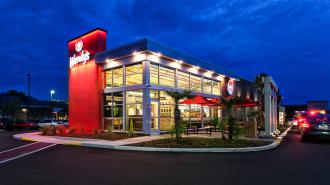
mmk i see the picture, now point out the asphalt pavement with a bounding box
[0,131,32,152]
[0,131,329,185]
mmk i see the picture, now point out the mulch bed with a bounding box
[46,132,146,141]
[129,138,272,148]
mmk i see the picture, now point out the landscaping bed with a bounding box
[54,132,145,141]
[129,138,272,148]
[41,126,145,141]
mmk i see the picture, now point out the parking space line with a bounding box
[0,142,56,164]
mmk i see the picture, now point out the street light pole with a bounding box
[27,73,31,121]
[27,74,30,97]
[50,90,55,101]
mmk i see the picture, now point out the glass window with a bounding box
[126,64,143,86]
[126,90,143,131]
[104,95,112,117]
[103,93,123,130]
[212,80,221,95]
[159,66,175,87]
[113,68,123,87]
[203,78,212,94]
[177,71,189,90]
[190,75,201,92]
[150,64,159,85]
[159,91,175,131]
[105,70,112,88]
[179,105,190,121]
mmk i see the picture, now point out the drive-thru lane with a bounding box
[0,131,329,185]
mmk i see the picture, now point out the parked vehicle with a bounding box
[301,114,330,142]
[37,120,58,128]
[57,120,69,127]
[0,119,38,130]
[15,120,39,130]
[288,118,298,128]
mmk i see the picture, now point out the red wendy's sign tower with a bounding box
[68,28,107,132]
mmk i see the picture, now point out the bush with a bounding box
[169,120,186,140]
[107,124,113,137]
[128,119,134,136]
[68,128,76,135]
[93,129,100,135]
[56,125,67,134]
[41,126,49,135]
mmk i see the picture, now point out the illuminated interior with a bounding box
[125,63,142,86]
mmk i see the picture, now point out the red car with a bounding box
[15,120,38,130]
[3,120,38,131]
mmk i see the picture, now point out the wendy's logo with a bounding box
[75,39,84,52]
[227,79,234,95]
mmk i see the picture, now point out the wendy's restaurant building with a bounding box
[68,28,279,136]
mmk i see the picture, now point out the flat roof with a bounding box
[95,38,241,79]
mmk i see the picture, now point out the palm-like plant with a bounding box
[165,90,193,140]
[221,96,239,140]
[255,73,268,130]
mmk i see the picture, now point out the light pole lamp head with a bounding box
[50,90,55,94]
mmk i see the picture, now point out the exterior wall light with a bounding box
[147,54,160,63]
[176,60,183,64]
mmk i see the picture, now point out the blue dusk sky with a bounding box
[0,0,329,104]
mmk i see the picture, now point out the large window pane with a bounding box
[159,66,175,87]
[126,64,142,86]
[126,90,143,131]
[190,75,201,92]
[103,93,123,130]
[150,64,159,85]
[177,71,189,90]
[203,78,212,94]
[159,91,175,131]
[212,80,221,95]
[126,90,143,104]
[105,70,112,88]
[113,68,123,87]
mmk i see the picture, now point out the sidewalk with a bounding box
[14,132,171,146]
[13,127,290,153]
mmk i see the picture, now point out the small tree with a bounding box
[1,99,21,125]
[255,73,268,132]
[221,97,239,140]
[165,90,193,140]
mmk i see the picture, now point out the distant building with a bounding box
[284,100,329,118]
[307,100,329,114]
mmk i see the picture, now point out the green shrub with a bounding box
[169,120,186,140]
[107,124,113,137]
[128,119,134,136]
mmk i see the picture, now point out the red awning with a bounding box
[180,95,216,106]
[234,98,259,107]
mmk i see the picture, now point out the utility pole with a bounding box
[27,73,31,121]
[27,73,30,97]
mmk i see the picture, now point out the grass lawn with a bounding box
[129,137,272,148]
[45,132,145,141]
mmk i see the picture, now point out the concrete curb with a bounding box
[13,127,290,153]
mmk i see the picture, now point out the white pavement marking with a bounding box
[0,143,56,164]
[0,142,37,154]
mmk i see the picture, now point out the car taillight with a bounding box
[302,122,310,128]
